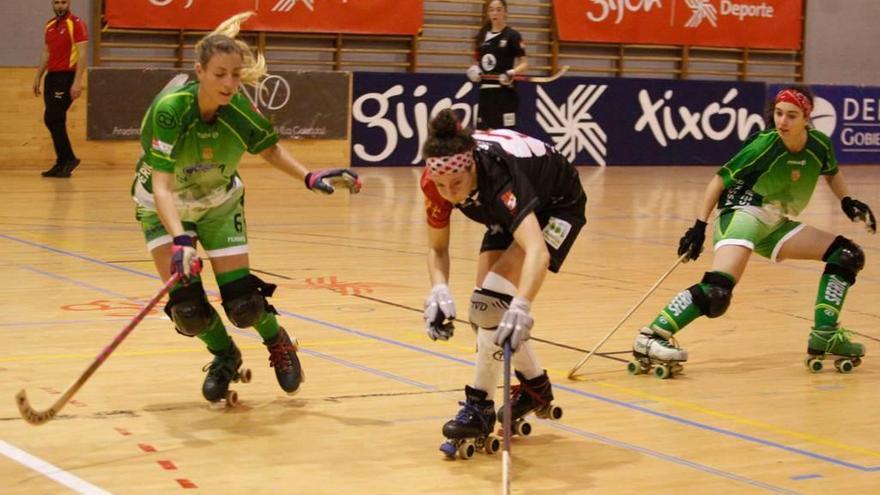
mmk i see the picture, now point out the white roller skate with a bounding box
[629,326,687,379]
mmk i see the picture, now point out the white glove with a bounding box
[466,65,482,83]
[494,296,532,350]
[498,70,515,86]
[424,284,456,341]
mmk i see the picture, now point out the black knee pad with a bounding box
[220,274,278,328]
[689,271,735,318]
[164,283,218,337]
[822,236,865,285]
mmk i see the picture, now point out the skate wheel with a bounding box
[239,368,252,383]
[549,405,563,420]
[627,360,647,375]
[834,358,854,374]
[484,435,500,455]
[439,441,457,458]
[458,441,475,460]
[225,390,239,406]
[653,364,671,379]
[514,419,532,437]
[805,357,823,373]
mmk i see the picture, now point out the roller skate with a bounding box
[497,370,563,438]
[805,325,865,374]
[265,327,304,395]
[629,326,687,379]
[202,341,251,408]
[439,386,501,460]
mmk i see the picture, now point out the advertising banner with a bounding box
[554,0,803,50]
[351,72,766,166]
[769,84,880,165]
[87,68,349,140]
[105,0,423,35]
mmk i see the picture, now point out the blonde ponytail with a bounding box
[195,11,267,87]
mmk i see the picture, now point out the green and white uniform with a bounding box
[713,128,837,261]
[132,81,279,256]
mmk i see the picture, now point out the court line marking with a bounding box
[0,440,112,495]
[3,233,879,473]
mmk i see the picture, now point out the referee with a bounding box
[34,0,88,178]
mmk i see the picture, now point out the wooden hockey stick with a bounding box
[481,65,570,84]
[501,341,513,495]
[567,253,688,380]
[16,275,180,425]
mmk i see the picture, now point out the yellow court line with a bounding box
[593,380,880,459]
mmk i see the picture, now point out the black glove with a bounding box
[678,219,707,261]
[841,197,877,234]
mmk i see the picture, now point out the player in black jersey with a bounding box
[466,0,528,130]
[420,109,585,455]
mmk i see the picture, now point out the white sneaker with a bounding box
[633,327,687,362]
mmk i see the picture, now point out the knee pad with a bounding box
[689,271,735,318]
[469,288,511,330]
[822,236,865,285]
[164,283,218,337]
[220,274,278,328]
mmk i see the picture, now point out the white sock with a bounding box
[473,328,501,400]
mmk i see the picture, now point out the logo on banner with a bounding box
[634,88,764,147]
[586,0,662,24]
[535,84,608,165]
[685,0,718,28]
[352,82,476,164]
[149,0,194,7]
[272,0,315,12]
[810,97,836,137]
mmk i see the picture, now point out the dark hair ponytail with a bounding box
[423,109,475,159]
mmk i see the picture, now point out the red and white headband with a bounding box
[775,89,812,118]
[426,151,474,176]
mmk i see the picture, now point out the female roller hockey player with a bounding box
[466,0,527,130]
[132,12,360,405]
[631,85,876,378]
[421,109,585,457]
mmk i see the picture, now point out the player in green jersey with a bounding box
[630,85,876,378]
[132,12,361,405]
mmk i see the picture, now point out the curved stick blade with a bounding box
[16,390,56,426]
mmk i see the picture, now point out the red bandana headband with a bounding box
[775,89,812,118]
[426,151,474,176]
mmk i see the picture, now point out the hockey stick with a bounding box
[501,341,513,495]
[481,65,570,84]
[16,274,180,425]
[567,253,688,380]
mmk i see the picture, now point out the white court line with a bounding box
[0,440,112,495]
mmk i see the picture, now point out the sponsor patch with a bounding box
[151,138,173,155]
[542,216,572,250]
[500,190,517,213]
[156,110,177,129]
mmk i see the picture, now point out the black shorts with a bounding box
[479,192,587,273]
[477,86,519,130]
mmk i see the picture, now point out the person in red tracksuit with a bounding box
[34,0,88,178]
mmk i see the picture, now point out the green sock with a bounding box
[814,273,850,328]
[650,288,702,334]
[197,314,231,352]
[216,268,280,343]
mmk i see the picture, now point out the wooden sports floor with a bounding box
[1,162,878,494]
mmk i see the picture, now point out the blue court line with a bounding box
[19,265,135,299]
[3,232,878,476]
[790,474,823,481]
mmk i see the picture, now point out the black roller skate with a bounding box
[629,326,687,379]
[265,327,304,395]
[439,386,501,460]
[202,341,251,407]
[497,371,563,438]
[805,325,865,373]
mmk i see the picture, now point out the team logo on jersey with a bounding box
[500,190,517,213]
[151,138,173,155]
[202,147,214,160]
[499,39,507,48]
[791,169,801,182]
[481,54,498,72]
